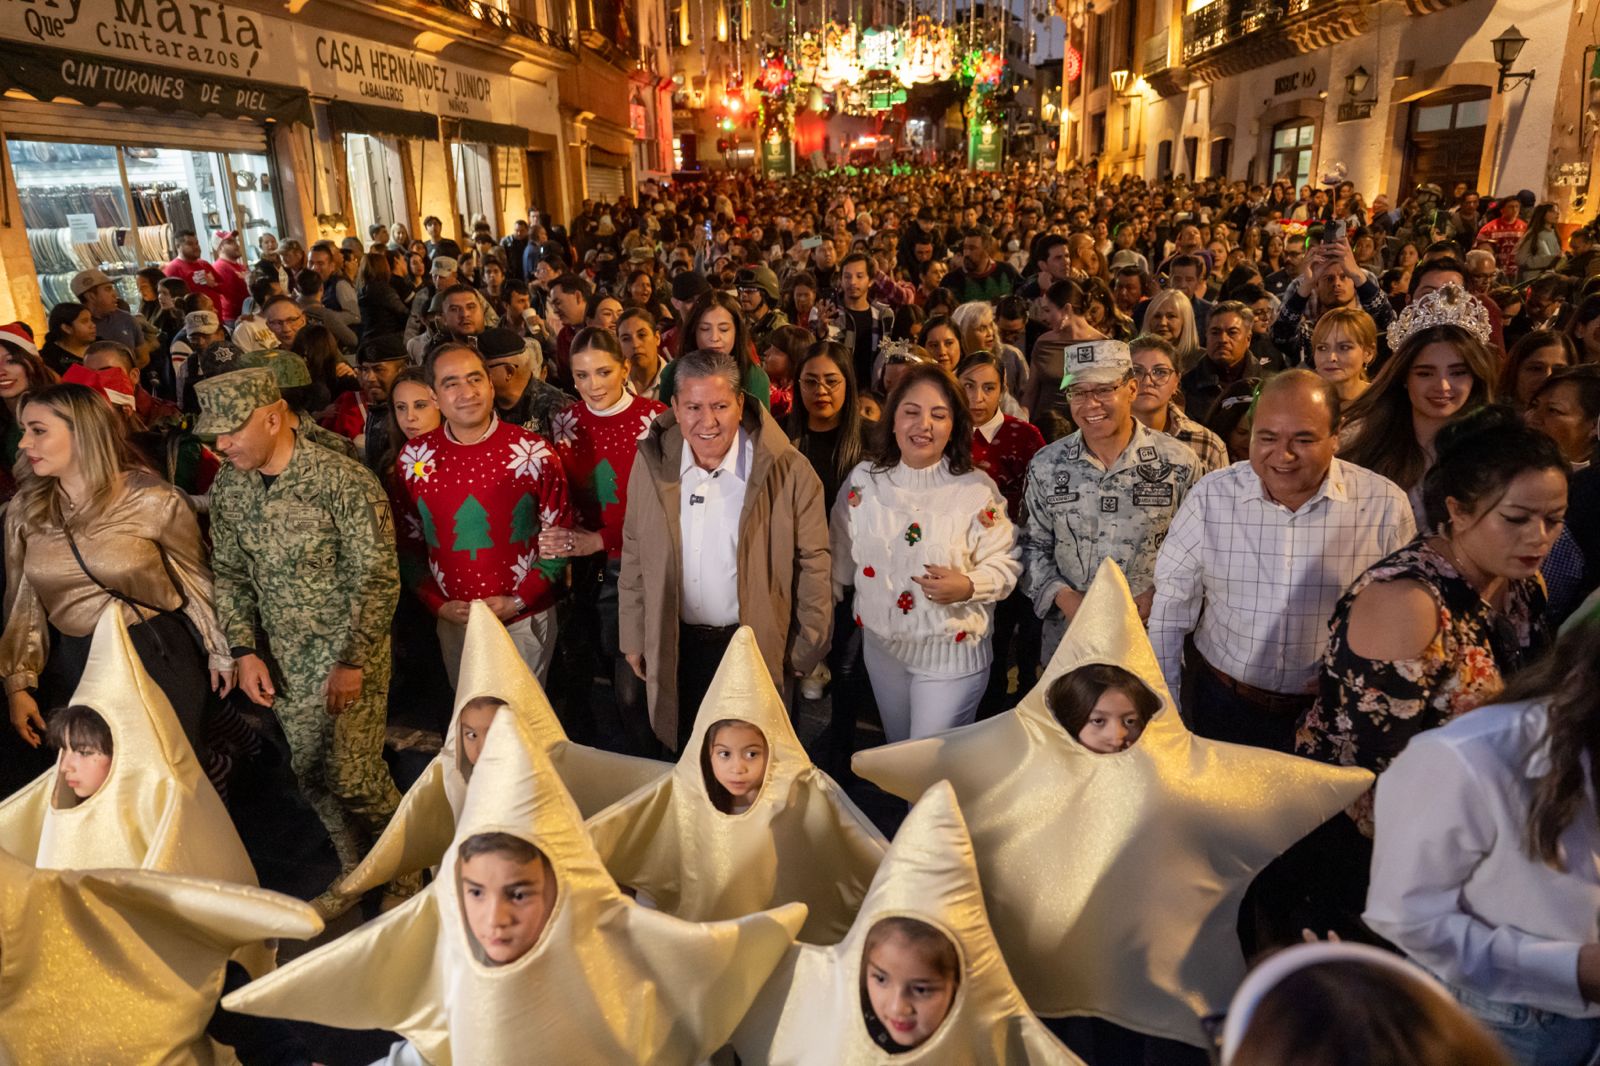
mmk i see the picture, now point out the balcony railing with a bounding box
[416,0,573,51]
[1180,0,1285,63]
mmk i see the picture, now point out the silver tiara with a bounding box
[1386,282,1492,350]
[878,337,919,361]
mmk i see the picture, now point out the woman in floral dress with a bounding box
[1289,407,1568,940]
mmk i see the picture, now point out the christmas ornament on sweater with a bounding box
[853,558,1373,1046]
[224,711,806,1064]
[340,601,669,898]
[586,627,887,944]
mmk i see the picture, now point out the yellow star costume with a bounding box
[733,781,1084,1065]
[586,626,887,944]
[224,707,809,1064]
[339,600,669,898]
[0,606,257,883]
[0,846,321,1065]
[852,559,1373,1046]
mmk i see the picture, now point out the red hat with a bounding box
[0,322,39,358]
[63,364,136,410]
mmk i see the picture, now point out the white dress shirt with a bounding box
[1149,458,1416,696]
[678,428,752,626]
[976,409,1005,443]
[1365,700,1600,1018]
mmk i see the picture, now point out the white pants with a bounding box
[863,632,990,744]
[437,605,557,689]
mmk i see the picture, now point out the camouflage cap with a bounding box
[193,367,282,440]
[1061,338,1133,388]
[234,349,312,389]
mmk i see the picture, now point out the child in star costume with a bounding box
[46,704,113,802]
[397,340,572,686]
[1047,664,1161,754]
[458,695,508,779]
[861,917,962,1053]
[703,719,770,814]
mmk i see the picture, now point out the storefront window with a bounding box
[451,141,494,231]
[345,134,408,246]
[1270,120,1314,190]
[9,138,282,310]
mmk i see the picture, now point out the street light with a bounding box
[1344,66,1369,99]
[1110,69,1131,96]
[1491,26,1535,92]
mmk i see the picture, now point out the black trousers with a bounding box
[675,622,738,753]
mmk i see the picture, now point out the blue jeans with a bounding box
[1443,977,1600,1066]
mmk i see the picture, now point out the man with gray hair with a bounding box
[1182,300,1283,423]
[619,348,832,752]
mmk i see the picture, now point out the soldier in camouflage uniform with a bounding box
[1020,338,1204,665]
[234,348,361,461]
[196,368,403,915]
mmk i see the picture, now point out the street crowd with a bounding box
[1,159,1598,1066]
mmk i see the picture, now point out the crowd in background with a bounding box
[2,159,1600,1066]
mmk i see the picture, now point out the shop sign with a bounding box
[969,120,1003,172]
[1336,100,1372,123]
[0,37,312,123]
[761,131,791,176]
[1273,69,1316,95]
[0,0,508,122]
[1553,162,1592,188]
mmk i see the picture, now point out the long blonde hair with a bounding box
[1144,289,1199,358]
[12,383,138,530]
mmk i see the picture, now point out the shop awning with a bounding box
[455,119,528,148]
[0,41,310,127]
[326,100,439,142]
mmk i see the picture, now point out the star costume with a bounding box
[224,707,808,1065]
[0,607,255,885]
[733,781,1084,1065]
[339,600,668,898]
[0,846,321,1065]
[586,626,887,944]
[852,559,1374,1046]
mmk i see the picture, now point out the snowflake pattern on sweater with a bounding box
[972,415,1046,521]
[396,419,572,617]
[553,394,667,558]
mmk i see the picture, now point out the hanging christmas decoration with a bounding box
[959,47,1005,90]
[757,47,795,96]
[1065,43,1083,82]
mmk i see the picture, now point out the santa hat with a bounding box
[63,363,137,410]
[0,322,39,358]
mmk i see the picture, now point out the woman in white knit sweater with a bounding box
[830,362,1021,742]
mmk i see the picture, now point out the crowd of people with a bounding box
[1,160,1598,1065]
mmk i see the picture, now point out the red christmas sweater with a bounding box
[971,414,1045,521]
[395,419,572,618]
[550,393,667,558]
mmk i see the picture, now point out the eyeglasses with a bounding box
[800,374,845,392]
[1132,366,1175,384]
[1065,382,1126,404]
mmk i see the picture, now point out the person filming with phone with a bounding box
[1269,223,1396,369]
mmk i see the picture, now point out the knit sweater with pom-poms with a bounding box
[828,458,1021,676]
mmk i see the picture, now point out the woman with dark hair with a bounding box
[829,362,1021,742]
[1366,615,1600,1066]
[1022,279,1104,433]
[655,290,771,408]
[1565,294,1600,364]
[1082,277,1133,341]
[1513,201,1563,283]
[1294,406,1567,939]
[41,303,96,374]
[1501,330,1577,407]
[1526,365,1600,468]
[1341,286,1499,527]
[291,324,357,415]
[358,251,410,338]
[0,332,59,502]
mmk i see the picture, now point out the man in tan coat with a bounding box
[620,349,832,751]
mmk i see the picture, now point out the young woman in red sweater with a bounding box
[957,351,1046,712]
[539,327,666,754]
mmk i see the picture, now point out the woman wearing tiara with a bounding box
[1290,405,1567,941]
[1340,284,1499,529]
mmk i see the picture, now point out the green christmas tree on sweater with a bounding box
[452,495,493,560]
[591,459,621,513]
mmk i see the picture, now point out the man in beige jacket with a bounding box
[620,349,832,752]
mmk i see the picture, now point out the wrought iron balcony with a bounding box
[415,0,573,51]
[1181,0,1286,64]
